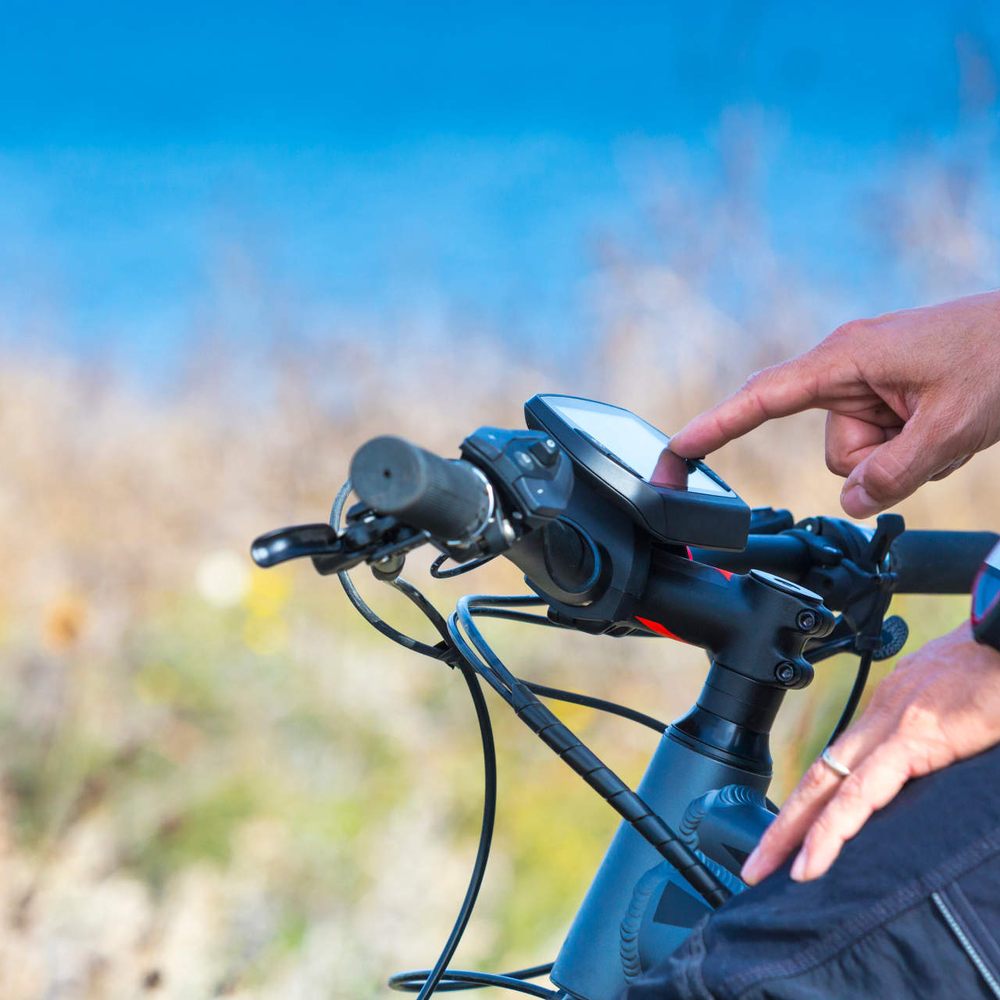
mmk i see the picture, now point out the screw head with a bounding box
[775,661,797,685]
[796,609,819,632]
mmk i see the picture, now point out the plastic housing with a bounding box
[525,394,750,550]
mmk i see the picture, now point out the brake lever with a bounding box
[251,517,432,577]
[251,524,342,567]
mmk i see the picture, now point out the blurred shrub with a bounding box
[1,109,999,998]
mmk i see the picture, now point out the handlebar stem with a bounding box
[636,550,835,774]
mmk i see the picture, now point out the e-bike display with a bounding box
[973,539,1000,650]
[251,395,998,1000]
[524,394,750,550]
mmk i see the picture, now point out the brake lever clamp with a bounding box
[806,614,910,664]
[796,513,907,658]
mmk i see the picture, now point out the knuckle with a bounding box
[825,447,854,477]
[809,808,841,841]
[834,774,868,811]
[862,447,910,501]
[729,369,779,426]
[868,678,891,706]
[830,318,872,343]
[801,760,832,795]
[926,410,972,466]
[897,699,939,737]
[756,823,782,853]
[739,368,775,403]
[870,671,908,708]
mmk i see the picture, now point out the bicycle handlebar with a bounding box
[694,529,998,595]
[350,434,997,600]
[888,530,998,593]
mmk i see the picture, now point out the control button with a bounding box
[462,430,504,460]
[515,450,536,470]
[530,437,559,467]
[513,477,562,518]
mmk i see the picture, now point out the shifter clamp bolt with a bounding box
[796,609,819,632]
[775,661,798,685]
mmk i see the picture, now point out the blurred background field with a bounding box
[3,3,1000,998]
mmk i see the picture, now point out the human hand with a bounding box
[668,292,1000,518]
[740,622,1000,885]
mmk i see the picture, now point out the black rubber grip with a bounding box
[890,530,998,594]
[350,435,490,542]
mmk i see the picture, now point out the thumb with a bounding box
[840,416,948,517]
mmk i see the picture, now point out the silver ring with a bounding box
[820,747,851,778]
[444,465,496,546]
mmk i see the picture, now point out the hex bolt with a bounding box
[796,609,819,632]
[774,661,798,685]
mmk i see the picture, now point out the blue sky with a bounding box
[1,1,998,377]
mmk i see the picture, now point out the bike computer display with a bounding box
[972,539,1000,649]
[524,394,750,550]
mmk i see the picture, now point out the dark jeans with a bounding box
[625,743,1000,999]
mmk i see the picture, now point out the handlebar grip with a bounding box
[350,435,490,543]
[889,530,999,594]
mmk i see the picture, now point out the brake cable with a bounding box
[326,481,719,996]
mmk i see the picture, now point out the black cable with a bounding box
[498,963,554,982]
[329,479,450,662]
[460,596,664,730]
[411,659,497,1000]
[390,577,452,643]
[470,608,566,628]
[827,648,873,747]
[389,965,557,997]
[338,567,451,661]
[458,595,548,684]
[472,605,658,634]
[328,483,540,996]
[448,599,730,909]
[330,477,353,530]
[522,682,667,734]
[431,553,499,578]
[447,607,517,701]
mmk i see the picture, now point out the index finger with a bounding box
[669,356,824,458]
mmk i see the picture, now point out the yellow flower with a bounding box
[244,568,292,617]
[42,592,88,653]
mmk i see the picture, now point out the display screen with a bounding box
[547,397,733,496]
[974,541,1000,621]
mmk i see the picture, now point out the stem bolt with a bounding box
[775,661,798,685]
[796,609,819,632]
